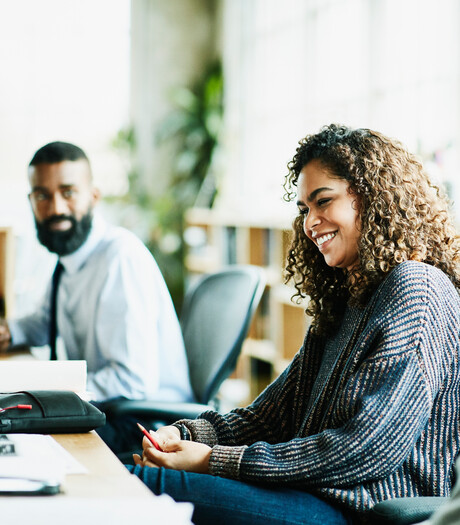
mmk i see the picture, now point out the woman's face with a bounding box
[296,159,361,271]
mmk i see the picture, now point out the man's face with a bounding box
[28,159,100,255]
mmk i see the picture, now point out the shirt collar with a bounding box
[59,214,107,274]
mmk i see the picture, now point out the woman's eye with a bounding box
[298,208,308,216]
[318,198,331,206]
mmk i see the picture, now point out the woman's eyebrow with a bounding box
[296,187,335,207]
[308,187,333,202]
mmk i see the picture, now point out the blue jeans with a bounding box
[127,465,353,525]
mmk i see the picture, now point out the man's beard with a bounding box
[35,210,93,256]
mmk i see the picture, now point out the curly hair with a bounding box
[284,124,460,335]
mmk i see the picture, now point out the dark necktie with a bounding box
[49,261,64,361]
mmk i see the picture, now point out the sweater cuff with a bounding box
[208,445,247,479]
[7,320,24,346]
[175,418,219,446]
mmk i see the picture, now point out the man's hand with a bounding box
[132,424,212,474]
[0,319,11,353]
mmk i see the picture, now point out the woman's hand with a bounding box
[152,424,181,443]
[132,427,212,474]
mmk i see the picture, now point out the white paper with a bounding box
[0,434,67,483]
[0,360,87,394]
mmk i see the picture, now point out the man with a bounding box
[0,142,192,410]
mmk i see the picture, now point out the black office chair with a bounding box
[369,497,448,524]
[369,453,460,524]
[103,264,266,429]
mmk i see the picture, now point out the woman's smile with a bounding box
[315,231,337,248]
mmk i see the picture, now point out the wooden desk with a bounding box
[0,347,34,361]
[52,431,154,499]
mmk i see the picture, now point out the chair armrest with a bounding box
[369,497,448,525]
[102,398,215,424]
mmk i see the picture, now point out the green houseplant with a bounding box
[110,61,223,309]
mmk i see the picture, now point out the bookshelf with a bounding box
[0,227,15,317]
[184,208,310,405]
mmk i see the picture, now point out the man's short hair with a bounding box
[29,141,89,166]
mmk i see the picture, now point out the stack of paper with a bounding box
[0,360,87,397]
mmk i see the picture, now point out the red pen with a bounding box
[137,422,162,451]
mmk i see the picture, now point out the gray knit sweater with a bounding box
[179,261,460,522]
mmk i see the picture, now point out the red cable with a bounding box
[0,404,32,412]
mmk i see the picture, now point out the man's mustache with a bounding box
[41,215,77,230]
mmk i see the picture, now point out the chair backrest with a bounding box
[180,265,266,405]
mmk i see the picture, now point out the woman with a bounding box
[128,124,460,525]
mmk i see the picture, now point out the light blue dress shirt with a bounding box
[9,215,193,403]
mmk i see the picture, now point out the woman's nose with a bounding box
[304,210,320,235]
